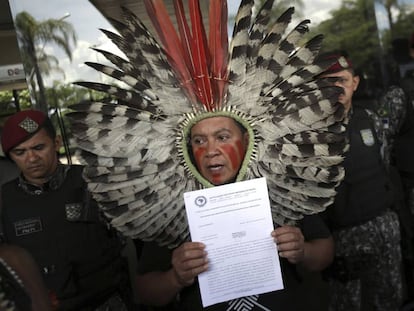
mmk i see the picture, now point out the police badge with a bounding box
[360,128,375,146]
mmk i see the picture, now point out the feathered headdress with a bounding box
[68,0,347,248]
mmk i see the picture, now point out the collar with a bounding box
[18,164,70,195]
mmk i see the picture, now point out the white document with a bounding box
[184,177,283,307]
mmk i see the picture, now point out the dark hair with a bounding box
[41,117,57,140]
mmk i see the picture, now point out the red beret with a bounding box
[1,110,47,154]
[323,54,353,74]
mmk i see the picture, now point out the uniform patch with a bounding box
[14,218,42,236]
[360,129,375,146]
[382,117,389,129]
[65,203,83,221]
[18,117,39,133]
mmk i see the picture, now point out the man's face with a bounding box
[321,69,359,113]
[190,116,249,185]
[9,128,61,186]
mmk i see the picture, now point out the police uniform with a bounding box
[383,85,414,303]
[325,105,403,311]
[1,164,129,310]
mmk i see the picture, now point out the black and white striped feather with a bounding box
[68,0,347,248]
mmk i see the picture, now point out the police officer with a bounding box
[318,52,403,311]
[0,110,132,310]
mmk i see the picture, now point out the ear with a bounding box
[353,75,360,91]
[54,135,62,152]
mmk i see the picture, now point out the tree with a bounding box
[0,90,32,117]
[14,11,77,113]
[375,0,401,39]
[311,0,387,89]
[388,5,414,42]
[310,0,414,89]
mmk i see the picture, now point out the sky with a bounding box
[7,0,414,88]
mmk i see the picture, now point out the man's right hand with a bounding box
[171,241,209,287]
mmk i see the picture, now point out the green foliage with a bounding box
[0,91,15,117]
[312,0,379,73]
[15,11,77,74]
[0,89,32,117]
[382,8,414,48]
[47,82,111,133]
[309,0,414,88]
[14,11,77,112]
[0,82,108,145]
[0,81,110,159]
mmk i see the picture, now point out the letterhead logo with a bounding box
[195,196,207,207]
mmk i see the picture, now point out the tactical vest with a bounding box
[1,165,125,310]
[327,107,394,229]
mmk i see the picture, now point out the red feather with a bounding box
[173,1,195,80]
[189,0,213,110]
[144,0,197,104]
[144,0,230,111]
[209,0,229,108]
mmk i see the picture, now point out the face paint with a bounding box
[211,146,240,185]
[189,116,249,185]
[193,146,206,170]
[221,140,244,171]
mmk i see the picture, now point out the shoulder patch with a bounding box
[360,129,375,146]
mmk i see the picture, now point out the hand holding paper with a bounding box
[171,242,208,287]
[184,177,283,307]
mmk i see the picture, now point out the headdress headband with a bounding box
[68,0,347,247]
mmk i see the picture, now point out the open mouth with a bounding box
[207,164,224,172]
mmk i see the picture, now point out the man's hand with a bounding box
[171,241,209,287]
[272,226,305,265]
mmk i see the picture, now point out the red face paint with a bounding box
[193,146,206,170]
[221,144,239,171]
[221,139,245,171]
[189,116,248,185]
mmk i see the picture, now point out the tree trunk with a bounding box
[33,61,48,113]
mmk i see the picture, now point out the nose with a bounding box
[26,149,39,162]
[205,140,219,157]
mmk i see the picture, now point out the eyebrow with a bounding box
[192,127,231,137]
[12,143,45,152]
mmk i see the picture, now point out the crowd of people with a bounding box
[1,1,414,310]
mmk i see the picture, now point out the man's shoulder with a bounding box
[350,105,378,124]
[0,157,19,187]
[66,164,85,177]
[68,164,85,170]
[55,164,87,190]
[1,177,19,192]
